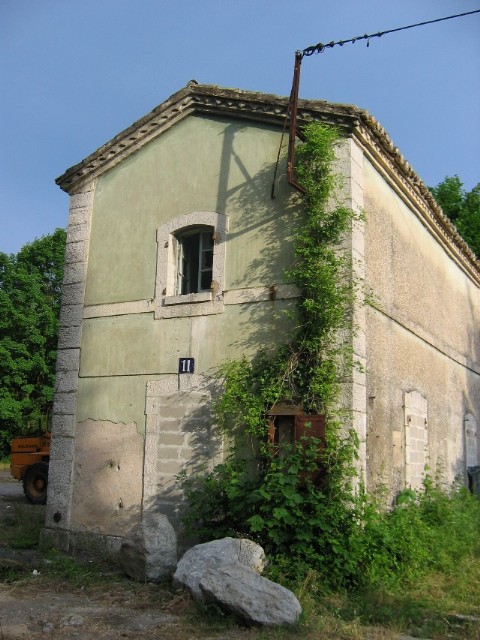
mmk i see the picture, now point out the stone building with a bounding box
[43,82,480,554]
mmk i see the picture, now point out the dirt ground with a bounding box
[0,470,260,640]
[0,471,440,640]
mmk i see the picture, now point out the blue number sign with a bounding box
[178,358,195,374]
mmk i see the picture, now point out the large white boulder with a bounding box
[199,563,302,626]
[173,537,266,598]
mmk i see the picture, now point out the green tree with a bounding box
[0,228,66,458]
[430,176,480,258]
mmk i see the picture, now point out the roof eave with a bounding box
[55,82,360,194]
[55,81,479,280]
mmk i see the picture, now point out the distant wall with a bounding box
[363,157,480,495]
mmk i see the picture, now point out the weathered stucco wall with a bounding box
[49,114,302,550]
[363,157,480,495]
[77,115,299,434]
[69,420,144,536]
[85,115,297,305]
[75,302,294,437]
[45,103,479,555]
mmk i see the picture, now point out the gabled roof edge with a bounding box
[55,81,479,280]
[55,82,361,194]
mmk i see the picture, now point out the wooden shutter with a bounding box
[267,417,276,446]
[295,414,326,486]
[294,415,326,441]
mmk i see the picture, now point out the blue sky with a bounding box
[1,0,479,255]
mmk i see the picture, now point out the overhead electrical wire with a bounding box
[270,8,480,197]
[300,9,480,57]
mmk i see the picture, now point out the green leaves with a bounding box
[181,124,364,589]
[0,229,66,457]
[430,176,480,258]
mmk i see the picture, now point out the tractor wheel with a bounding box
[23,462,49,505]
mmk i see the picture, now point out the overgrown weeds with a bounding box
[178,122,480,638]
[1,491,479,639]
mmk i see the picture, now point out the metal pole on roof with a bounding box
[286,51,305,193]
[279,9,480,194]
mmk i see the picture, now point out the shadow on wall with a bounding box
[141,127,304,546]
[144,377,225,550]
[66,394,221,553]
[216,123,302,357]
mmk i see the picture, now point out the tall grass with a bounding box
[264,480,480,639]
[360,482,480,589]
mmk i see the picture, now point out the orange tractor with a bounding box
[10,433,50,504]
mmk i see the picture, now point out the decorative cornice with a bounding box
[56,82,479,283]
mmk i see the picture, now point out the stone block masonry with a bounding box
[144,379,223,531]
[43,182,94,550]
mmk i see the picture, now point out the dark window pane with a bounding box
[175,226,214,294]
[202,250,213,270]
[200,269,212,290]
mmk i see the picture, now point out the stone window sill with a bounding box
[163,291,212,306]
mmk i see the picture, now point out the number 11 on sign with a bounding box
[178,358,195,374]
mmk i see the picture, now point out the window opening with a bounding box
[267,406,326,484]
[175,227,214,295]
[268,415,295,458]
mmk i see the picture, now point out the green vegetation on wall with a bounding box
[213,123,357,426]
[182,125,480,596]
[181,123,362,588]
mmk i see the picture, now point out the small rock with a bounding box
[60,614,84,628]
[449,613,480,623]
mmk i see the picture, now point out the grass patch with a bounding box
[0,503,44,548]
[41,550,119,587]
[1,548,479,639]
[279,560,480,640]
[0,564,25,583]
[1,473,478,639]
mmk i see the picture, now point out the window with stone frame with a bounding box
[267,404,326,485]
[404,390,428,490]
[154,211,227,319]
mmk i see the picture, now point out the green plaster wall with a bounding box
[76,375,157,434]
[85,115,297,305]
[79,300,294,378]
[78,112,300,431]
[77,301,295,430]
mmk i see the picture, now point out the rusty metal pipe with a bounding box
[287,51,305,193]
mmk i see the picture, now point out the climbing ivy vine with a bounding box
[181,123,362,588]
[214,123,357,430]
[180,124,480,596]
